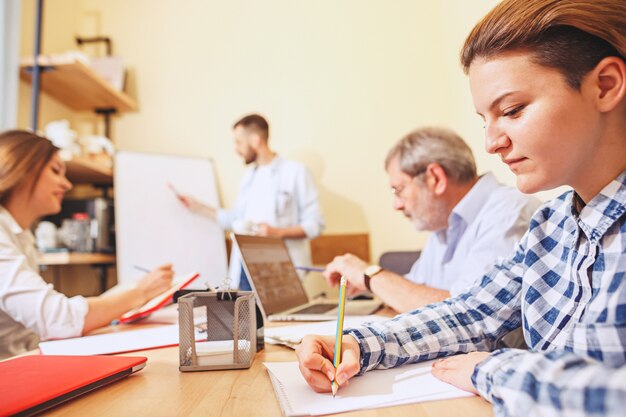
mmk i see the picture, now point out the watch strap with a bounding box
[363,267,383,291]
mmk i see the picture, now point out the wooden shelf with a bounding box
[38,252,116,266]
[20,56,137,112]
[65,155,113,185]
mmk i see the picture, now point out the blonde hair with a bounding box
[0,130,58,205]
[461,0,626,89]
[385,127,476,184]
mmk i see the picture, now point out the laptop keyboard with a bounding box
[291,304,336,315]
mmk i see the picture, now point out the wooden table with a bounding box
[39,324,494,417]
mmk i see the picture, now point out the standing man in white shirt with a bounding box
[324,127,541,313]
[179,114,324,289]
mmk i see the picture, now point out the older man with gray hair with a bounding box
[324,127,541,313]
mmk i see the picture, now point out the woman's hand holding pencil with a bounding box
[135,263,174,303]
[331,276,348,397]
[295,334,361,394]
[296,276,359,396]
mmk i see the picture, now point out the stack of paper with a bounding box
[39,325,181,355]
[264,359,472,416]
[39,323,224,356]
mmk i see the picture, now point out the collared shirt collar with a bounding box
[452,173,500,225]
[572,169,626,243]
[243,155,283,190]
[253,154,282,174]
[0,206,36,262]
[435,173,500,244]
[0,205,26,235]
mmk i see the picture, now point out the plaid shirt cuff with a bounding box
[345,327,385,375]
[472,348,522,403]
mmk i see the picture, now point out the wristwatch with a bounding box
[363,265,383,291]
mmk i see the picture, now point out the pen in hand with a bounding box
[108,265,151,326]
[332,275,347,397]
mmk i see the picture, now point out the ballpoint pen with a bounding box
[332,275,347,397]
[294,266,325,272]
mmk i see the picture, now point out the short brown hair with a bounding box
[233,114,270,140]
[0,130,58,205]
[461,0,626,89]
[385,127,477,184]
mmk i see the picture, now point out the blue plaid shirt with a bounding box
[346,170,626,417]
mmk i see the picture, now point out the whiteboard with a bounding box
[115,151,227,289]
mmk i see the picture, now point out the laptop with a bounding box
[0,355,147,417]
[233,234,381,321]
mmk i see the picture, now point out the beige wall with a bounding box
[19,0,559,262]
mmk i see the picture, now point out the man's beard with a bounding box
[244,151,257,164]
[407,200,448,232]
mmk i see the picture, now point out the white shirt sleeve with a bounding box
[216,207,236,230]
[0,225,88,342]
[404,235,434,285]
[294,166,324,238]
[216,168,253,230]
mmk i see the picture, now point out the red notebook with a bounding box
[0,355,147,417]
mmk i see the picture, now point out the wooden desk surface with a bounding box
[40,326,494,417]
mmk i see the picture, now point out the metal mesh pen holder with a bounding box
[178,291,257,371]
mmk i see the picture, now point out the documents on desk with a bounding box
[39,324,181,355]
[264,359,472,416]
[264,315,387,348]
[39,322,227,356]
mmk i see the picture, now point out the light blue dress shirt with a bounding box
[405,173,541,296]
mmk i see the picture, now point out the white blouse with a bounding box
[0,206,88,358]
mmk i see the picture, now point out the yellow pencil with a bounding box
[332,275,347,397]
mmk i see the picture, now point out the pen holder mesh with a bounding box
[178,291,257,371]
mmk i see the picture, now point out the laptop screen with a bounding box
[235,234,310,316]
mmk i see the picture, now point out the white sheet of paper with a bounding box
[264,315,388,347]
[141,304,180,324]
[264,360,473,416]
[39,324,181,355]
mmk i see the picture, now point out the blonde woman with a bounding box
[0,130,173,358]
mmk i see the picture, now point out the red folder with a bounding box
[118,272,200,323]
[0,355,147,417]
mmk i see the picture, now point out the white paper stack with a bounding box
[264,359,473,416]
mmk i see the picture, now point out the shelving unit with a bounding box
[20,54,135,187]
[20,56,136,112]
[39,252,116,293]
[39,252,116,266]
[23,1,132,294]
[65,155,113,185]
